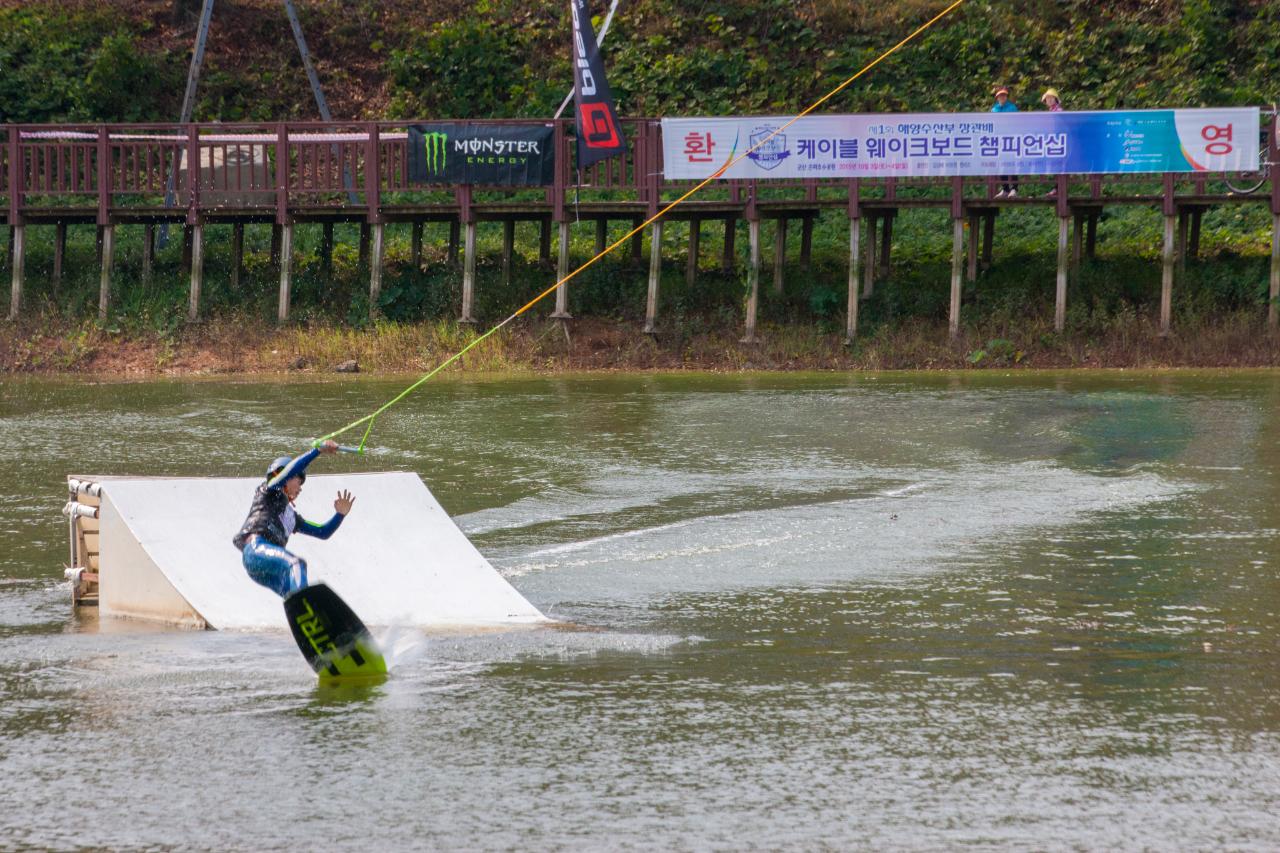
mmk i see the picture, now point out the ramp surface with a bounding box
[91,472,546,630]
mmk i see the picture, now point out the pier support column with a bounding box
[1160,215,1176,336]
[449,220,461,266]
[358,223,371,270]
[595,218,607,255]
[644,221,662,334]
[1085,212,1098,260]
[686,218,700,286]
[53,223,67,295]
[277,224,293,324]
[552,221,572,319]
[1072,212,1084,269]
[742,219,761,343]
[1177,210,1189,277]
[1270,214,1280,328]
[949,217,964,341]
[231,223,244,291]
[411,221,423,269]
[982,212,996,269]
[98,225,114,321]
[1189,209,1202,260]
[271,225,282,267]
[1055,216,1069,332]
[878,213,893,279]
[368,223,385,318]
[181,226,193,274]
[773,217,787,295]
[7,226,24,320]
[142,224,154,289]
[722,217,736,273]
[187,224,204,321]
[539,218,552,263]
[862,215,877,298]
[966,215,979,282]
[502,220,515,287]
[460,221,477,324]
[845,217,861,343]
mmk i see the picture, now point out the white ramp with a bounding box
[85,472,547,630]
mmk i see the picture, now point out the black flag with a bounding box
[570,0,626,169]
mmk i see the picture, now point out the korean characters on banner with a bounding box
[661,108,1260,180]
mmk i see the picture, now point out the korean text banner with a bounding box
[662,109,1260,180]
[408,123,555,186]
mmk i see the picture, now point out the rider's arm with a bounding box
[294,514,344,540]
[265,448,320,491]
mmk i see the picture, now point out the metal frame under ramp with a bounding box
[63,472,547,631]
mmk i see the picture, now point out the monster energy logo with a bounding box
[421,132,449,173]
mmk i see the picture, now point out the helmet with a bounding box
[267,455,304,483]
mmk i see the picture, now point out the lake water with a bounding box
[1,371,1278,850]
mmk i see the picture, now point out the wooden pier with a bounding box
[3,117,1279,338]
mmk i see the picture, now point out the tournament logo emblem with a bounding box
[746,125,790,170]
[421,131,449,173]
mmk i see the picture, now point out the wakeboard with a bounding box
[283,582,387,680]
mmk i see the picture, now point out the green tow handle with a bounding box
[313,441,364,455]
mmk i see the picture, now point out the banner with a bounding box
[570,0,626,169]
[408,123,554,186]
[662,108,1261,180]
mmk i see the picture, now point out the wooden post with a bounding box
[949,217,963,341]
[722,217,736,272]
[368,222,384,318]
[800,216,814,270]
[595,218,607,255]
[879,213,893,278]
[1160,214,1175,335]
[1177,209,1189,277]
[1085,212,1098,260]
[686,217,700,286]
[53,223,67,295]
[98,225,114,321]
[773,217,787,295]
[277,223,293,324]
[1270,213,1280,328]
[449,219,461,266]
[182,225,194,274]
[7,226,24,320]
[966,214,979,282]
[863,214,877,297]
[1072,212,1084,269]
[630,218,643,264]
[644,221,662,334]
[1055,216,1069,332]
[845,217,861,343]
[742,218,760,343]
[540,218,552,262]
[271,224,282,267]
[411,221,423,269]
[552,221,571,319]
[188,224,204,321]
[231,222,244,290]
[502,219,515,287]
[982,212,995,269]
[358,223,371,270]
[1189,209,1202,260]
[460,221,477,323]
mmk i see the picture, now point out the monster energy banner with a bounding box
[408,123,555,186]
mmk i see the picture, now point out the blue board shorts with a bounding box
[242,535,308,598]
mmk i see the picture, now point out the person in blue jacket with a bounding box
[991,85,1019,198]
[232,439,355,597]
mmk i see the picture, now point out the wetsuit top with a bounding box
[232,448,344,549]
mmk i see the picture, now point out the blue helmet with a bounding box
[266,455,304,483]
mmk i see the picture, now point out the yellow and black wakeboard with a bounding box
[284,582,387,681]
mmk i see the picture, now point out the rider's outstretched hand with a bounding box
[334,489,355,516]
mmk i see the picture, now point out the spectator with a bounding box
[1041,88,1063,112]
[991,86,1019,197]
